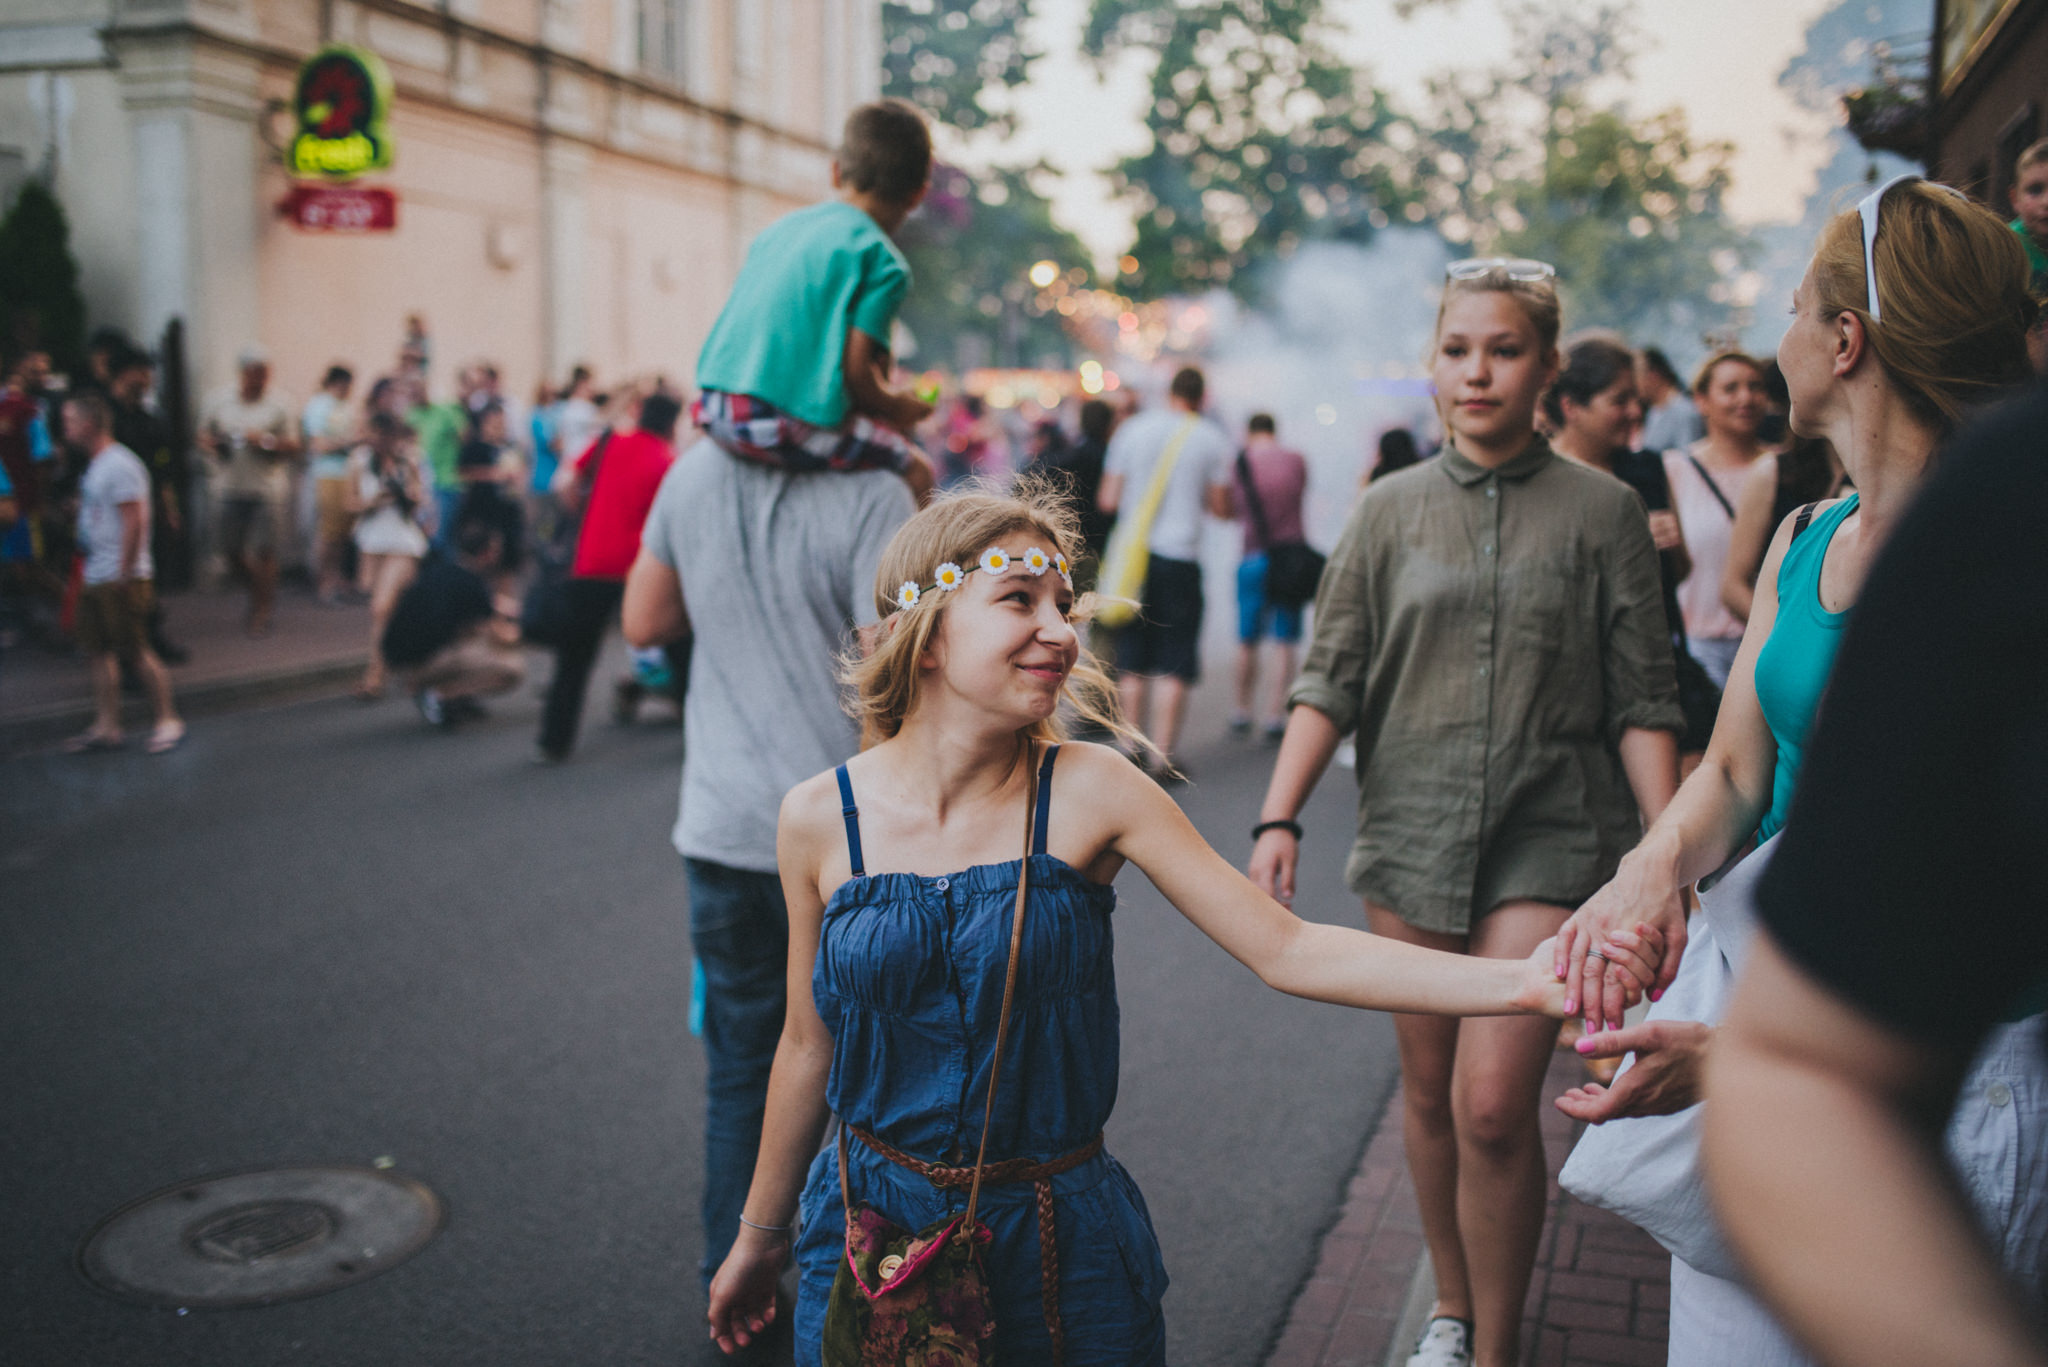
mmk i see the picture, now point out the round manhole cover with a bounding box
[80,1166,442,1307]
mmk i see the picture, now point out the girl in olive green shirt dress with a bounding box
[1251,263,1681,1367]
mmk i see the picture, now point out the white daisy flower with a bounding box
[1055,552,1073,588]
[934,562,965,591]
[979,547,1011,576]
[896,581,921,611]
[1022,547,1051,576]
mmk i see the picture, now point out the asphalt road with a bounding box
[3,644,1397,1366]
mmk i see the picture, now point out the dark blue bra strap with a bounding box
[834,764,865,877]
[1032,745,1060,856]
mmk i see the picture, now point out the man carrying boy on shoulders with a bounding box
[626,98,933,1322]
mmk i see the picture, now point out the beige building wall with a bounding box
[0,0,880,406]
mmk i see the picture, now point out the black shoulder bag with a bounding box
[1235,451,1325,608]
[519,428,611,648]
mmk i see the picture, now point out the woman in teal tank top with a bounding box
[1749,493,1858,841]
[1545,179,2043,1367]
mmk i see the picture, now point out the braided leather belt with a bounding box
[849,1125,1105,1365]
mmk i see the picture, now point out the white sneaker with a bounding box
[1404,1315,1473,1367]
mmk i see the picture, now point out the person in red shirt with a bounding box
[536,390,684,762]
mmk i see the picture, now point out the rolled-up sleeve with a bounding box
[1288,505,1374,734]
[1596,496,1683,741]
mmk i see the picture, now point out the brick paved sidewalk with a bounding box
[1266,1048,1670,1367]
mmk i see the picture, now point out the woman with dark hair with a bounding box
[1030,399,1115,572]
[1545,339,1712,755]
[1368,426,1422,483]
[453,401,526,591]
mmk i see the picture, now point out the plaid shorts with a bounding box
[691,390,916,475]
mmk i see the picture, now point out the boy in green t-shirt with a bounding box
[691,100,937,499]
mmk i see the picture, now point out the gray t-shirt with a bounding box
[643,438,916,872]
[77,442,153,585]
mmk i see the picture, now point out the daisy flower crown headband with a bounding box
[893,545,1072,612]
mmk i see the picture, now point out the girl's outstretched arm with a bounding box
[706,778,839,1355]
[1071,746,1655,1017]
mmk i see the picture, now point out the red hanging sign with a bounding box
[278,184,397,232]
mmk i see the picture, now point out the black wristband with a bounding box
[1252,820,1303,842]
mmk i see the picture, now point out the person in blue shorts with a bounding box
[1228,412,1310,740]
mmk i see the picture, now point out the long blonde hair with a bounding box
[843,476,1146,754]
[1809,182,2037,434]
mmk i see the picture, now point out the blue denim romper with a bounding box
[792,746,1170,1366]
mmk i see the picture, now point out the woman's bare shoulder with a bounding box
[780,766,847,841]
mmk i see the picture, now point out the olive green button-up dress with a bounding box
[1290,439,1683,933]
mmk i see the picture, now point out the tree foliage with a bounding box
[1403,5,1751,344]
[0,179,86,372]
[881,0,1040,136]
[896,162,1093,368]
[1084,1,1749,344]
[881,0,1092,367]
[1083,0,1413,295]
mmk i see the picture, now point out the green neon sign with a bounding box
[288,46,395,182]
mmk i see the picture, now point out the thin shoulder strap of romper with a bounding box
[1031,744,1061,856]
[834,764,865,878]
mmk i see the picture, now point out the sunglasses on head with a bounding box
[1856,174,1968,323]
[1445,257,1556,282]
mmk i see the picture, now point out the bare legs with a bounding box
[240,549,277,636]
[356,551,419,695]
[1370,898,1569,1367]
[1235,640,1297,729]
[1118,672,1190,763]
[82,646,181,749]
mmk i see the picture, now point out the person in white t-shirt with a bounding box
[1096,366,1234,771]
[63,393,183,754]
[300,364,357,603]
[552,365,604,472]
[199,345,298,636]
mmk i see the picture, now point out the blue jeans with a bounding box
[432,487,464,546]
[683,857,791,1289]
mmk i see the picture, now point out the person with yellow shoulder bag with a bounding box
[1093,367,1234,773]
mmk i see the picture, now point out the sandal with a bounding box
[63,729,124,754]
[146,722,186,755]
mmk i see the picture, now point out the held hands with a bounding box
[1518,927,1666,1019]
[706,1225,790,1355]
[1554,867,1690,1034]
[1554,1019,1712,1123]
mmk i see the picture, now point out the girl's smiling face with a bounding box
[922,529,1079,726]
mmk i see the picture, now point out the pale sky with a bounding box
[956,0,1853,267]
